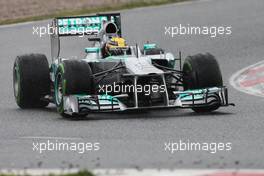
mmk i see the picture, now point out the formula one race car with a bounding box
[13,13,234,117]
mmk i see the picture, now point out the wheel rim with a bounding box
[13,63,19,98]
[55,73,63,105]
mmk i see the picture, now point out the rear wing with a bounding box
[51,13,121,36]
[50,13,121,59]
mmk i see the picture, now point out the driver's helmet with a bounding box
[104,37,127,57]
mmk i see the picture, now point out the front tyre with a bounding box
[13,54,50,108]
[54,60,93,117]
[183,53,223,113]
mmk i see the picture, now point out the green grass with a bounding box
[49,170,94,176]
[0,0,189,25]
[0,170,94,176]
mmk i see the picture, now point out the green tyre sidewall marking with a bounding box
[14,59,21,105]
[55,63,66,114]
[185,59,193,73]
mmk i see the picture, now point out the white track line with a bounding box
[1,169,264,176]
[229,60,264,98]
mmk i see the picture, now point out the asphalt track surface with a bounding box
[0,0,264,169]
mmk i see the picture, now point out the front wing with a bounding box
[62,87,234,115]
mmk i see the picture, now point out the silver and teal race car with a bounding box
[13,13,234,117]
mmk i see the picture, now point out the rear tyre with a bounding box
[54,60,93,117]
[183,53,223,113]
[13,54,50,108]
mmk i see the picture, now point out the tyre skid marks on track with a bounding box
[230,60,264,97]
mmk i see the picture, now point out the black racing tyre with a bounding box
[13,54,50,108]
[54,60,93,117]
[183,53,223,113]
